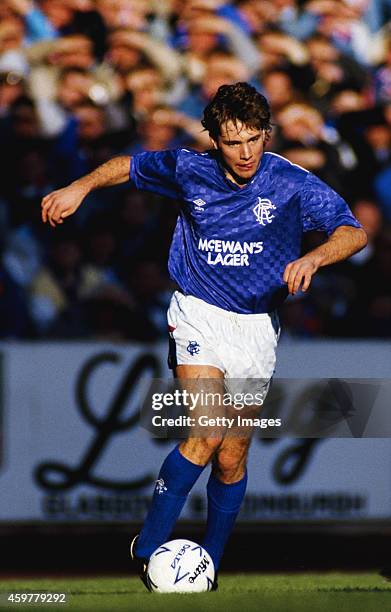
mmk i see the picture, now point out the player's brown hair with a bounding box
[201,82,272,141]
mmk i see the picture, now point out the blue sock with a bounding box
[135,445,205,559]
[202,470,248,571]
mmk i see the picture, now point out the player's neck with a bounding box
[219,156,260,188]
[224,170,251,188]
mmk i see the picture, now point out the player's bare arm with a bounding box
[41,155,131,227]
[283,225,367,295]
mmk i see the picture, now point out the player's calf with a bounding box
[213,437,251,483]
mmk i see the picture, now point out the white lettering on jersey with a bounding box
[207,252,250,266]
[198,238,263,266]
[253,198,276,226]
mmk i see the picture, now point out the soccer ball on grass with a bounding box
[147,539,215,593]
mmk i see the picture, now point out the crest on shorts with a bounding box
[187,341,200,356]
[253,198,276,226]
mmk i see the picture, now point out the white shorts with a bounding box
[167,291,280,398]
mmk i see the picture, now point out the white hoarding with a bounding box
[0,341,390,521]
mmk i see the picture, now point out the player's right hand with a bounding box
[41,183,88,227]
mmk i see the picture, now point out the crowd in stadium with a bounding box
[0,0,390,340]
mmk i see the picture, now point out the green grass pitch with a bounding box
[0,574,390,612]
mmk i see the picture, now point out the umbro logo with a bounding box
[193,198,206,211]
[253,197,276,226]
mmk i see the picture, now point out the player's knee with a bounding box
[203,437,224,455]
[180,437,222,465]
[214,448,246,480]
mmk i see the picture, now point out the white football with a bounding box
[147,539,215,593]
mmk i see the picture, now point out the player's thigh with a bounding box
[177,364,226,464]
[175,364,224,379]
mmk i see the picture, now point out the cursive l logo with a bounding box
[35,352,160,491]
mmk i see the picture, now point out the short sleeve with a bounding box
[130,150,181,199]
[301,173,361,235]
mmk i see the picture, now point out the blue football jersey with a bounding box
[130,149,361,314]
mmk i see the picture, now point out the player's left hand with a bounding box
[283,255,320,295]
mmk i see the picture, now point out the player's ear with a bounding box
[210,137,218,150]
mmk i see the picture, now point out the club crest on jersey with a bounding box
[253,198,276,226]
[187,341,200,355]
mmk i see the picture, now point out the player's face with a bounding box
[212,120,266,186]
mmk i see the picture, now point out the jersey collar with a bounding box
[210,149,268,191]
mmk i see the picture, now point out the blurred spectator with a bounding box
[39,0,107,58]
[305,0,374,65]
[0,0,389,340]
[106,28,182,83]
[0,70,26,117]
[374,161,391,220]
[177,50,250,118]
[179,10,261,79]
[27,33,121,136]
[0,142,54,289]
[96,0,150,31]
[78,291,157,341]
[275,102,356,196]
[29,230,105,334]
[127,259,173,337]
[342,226,391,336]
[261,69,304,114]
[113,190,160,280]
[125,64,165,119]
[82,213,119,284]
[128,106,209,153]
[335,103,391,200]
[322,198,384,335]
[374,35,391,103]
[257,29,309,72]
[0,260,32,338]
[0,14,25,54]
[306,33,369,114]
[0,97,52,203]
